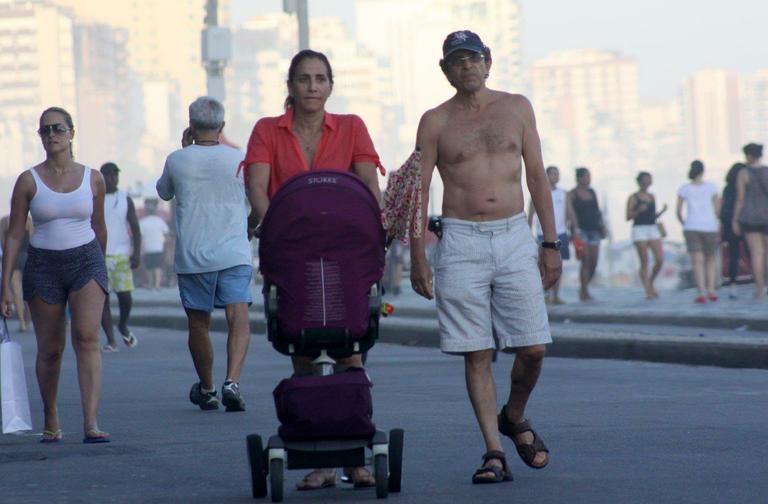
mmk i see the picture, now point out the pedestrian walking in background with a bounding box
[384,241,406,295]
[411,31,557,484]
[243,48,383,490]
[677,160,721,303]
[528,165,573,304]
[733,143,768,300]
[0,215,32,331]
[568,167,606,301]
[1,106,110,443]
[138,198,168,290]
[626,172,667,299]
[100,162,140,352]
[157,96,252,413]
[720,162,749,299]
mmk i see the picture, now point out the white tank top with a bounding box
[29,166,96,251]
[533,187,568,236]
[104,189,132,256]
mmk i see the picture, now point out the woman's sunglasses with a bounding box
[38,123,71,136]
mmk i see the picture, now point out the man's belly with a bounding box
[441,185,524,221]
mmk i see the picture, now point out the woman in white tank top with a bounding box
[0,107,111,444]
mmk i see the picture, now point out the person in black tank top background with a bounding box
[733,143,768,300]
[626,172,667,299]
[568,167,605,301]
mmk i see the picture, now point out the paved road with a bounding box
[1,326,766,503]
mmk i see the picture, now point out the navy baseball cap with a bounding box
[442,30,486,57]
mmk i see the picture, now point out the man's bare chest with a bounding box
[438,114,522,165]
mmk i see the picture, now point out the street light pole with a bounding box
[202,0,231,102]
[283,0,309,50]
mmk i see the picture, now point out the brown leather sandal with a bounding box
[498,406,549,469]
[471,450,513,484]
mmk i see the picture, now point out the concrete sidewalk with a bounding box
[106,282,768,369]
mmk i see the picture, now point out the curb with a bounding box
[125,299,767,333]
[127,311,768,370]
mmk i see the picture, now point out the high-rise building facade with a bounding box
[0,1,77,176]
[529,49,640,178]
[679,68,741,174]
[741,69,768,150]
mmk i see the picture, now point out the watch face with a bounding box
[543,240,561,250]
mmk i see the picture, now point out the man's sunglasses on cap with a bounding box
[38,123,70,136]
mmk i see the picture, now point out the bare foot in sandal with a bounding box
[347,466,375,488]
[499,406,550,469]
[472,451,513,484]
[296,469,336,491]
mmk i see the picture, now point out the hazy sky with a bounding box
[231,0,768,102]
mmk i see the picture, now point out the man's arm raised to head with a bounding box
[518,95,561,290]
[409,110,440,300]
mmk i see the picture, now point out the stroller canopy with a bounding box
[259,170,385,339]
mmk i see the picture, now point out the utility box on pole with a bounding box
[202,27,231,62]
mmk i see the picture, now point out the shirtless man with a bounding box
[411,31,561,484]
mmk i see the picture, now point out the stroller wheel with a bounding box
[374,453,389,499]
[246,435,267,498]
[388,429,404,493]
[270,457,284,503]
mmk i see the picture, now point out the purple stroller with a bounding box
[246,171,404,501]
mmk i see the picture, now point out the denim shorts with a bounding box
[578,228,603,245]
[177,264,253,312]
[23,239,108,304]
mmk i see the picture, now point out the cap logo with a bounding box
[451,31,469,45]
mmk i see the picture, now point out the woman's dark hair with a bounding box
[725,162,746,186]
[743,143,763,159]
[284,49,334,110]
[40,106,74,157]
[636,171,651,184]
[688,160,704,180]
[575,167,590,181]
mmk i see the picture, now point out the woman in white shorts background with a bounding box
[626,171,667,299]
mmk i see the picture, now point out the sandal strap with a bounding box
[509,418,533,436]
[482,450,510,474]
[473,465,503,477]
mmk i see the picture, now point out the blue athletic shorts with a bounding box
[177,264,253,312]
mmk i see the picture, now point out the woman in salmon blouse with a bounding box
[243,49,382,490]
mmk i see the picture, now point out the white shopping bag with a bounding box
[1,317,33,434]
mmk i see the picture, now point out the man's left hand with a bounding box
[130,253,141,269]
[539,248,562,290]
[181,127,194,148]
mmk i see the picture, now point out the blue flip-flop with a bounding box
[83,430,110,444]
